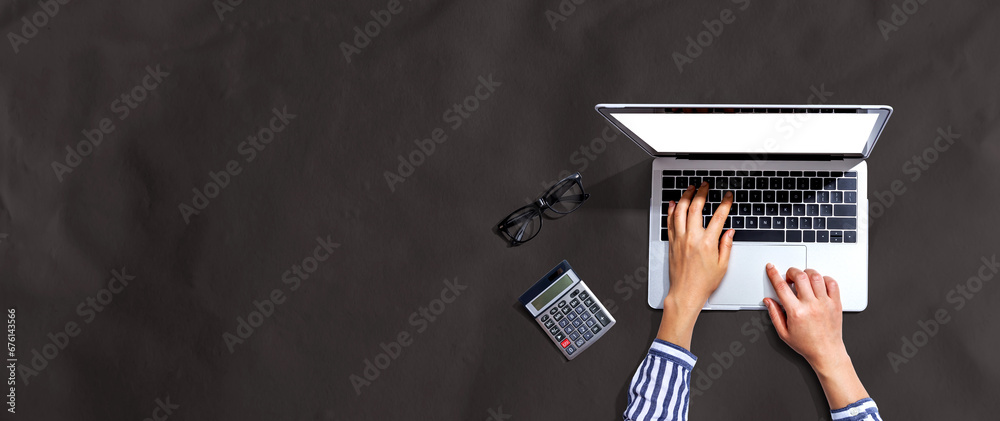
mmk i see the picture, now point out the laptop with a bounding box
[595,104,892,311]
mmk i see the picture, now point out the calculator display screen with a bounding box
[531,274,573,310]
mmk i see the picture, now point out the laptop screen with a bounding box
[598,106,892,158]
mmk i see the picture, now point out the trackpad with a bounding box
[707,245,807,306]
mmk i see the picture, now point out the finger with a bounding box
[673,185,694,236]
[706,190,734,237]
[805,269,827,299]
[687,182,710,232]
[764,298,790,340]
[766,263,798,307]
[718,229,735,267]
[666,201,676,242]
[824,276,841,306]
[786,267,814,300]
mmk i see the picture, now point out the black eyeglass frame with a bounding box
[496,172,591,246]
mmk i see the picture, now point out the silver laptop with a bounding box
[595,104,892,311]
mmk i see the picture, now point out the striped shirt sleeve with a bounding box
[831,398,882,421]
[623,339,696,421]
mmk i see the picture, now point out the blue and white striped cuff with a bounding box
[831,398,879,420]
[648,339,698,370]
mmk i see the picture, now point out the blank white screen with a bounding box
[610,113,880,154]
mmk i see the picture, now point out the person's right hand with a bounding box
[762,264,848,369]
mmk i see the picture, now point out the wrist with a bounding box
[656,296,702,350]
[808,348,852,378]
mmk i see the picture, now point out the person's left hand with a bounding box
[664,181,735,311]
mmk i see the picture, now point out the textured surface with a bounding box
[1,0,999,419]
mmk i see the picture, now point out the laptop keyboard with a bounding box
[660,170,858,243]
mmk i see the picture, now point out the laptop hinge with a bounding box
[672,153,850,161]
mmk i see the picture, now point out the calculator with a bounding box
[519,260,616,360]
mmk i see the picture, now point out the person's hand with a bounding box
[764,265,870,409]
[763,265,847,368]
[656,182,734,349]
[664,182,735,311]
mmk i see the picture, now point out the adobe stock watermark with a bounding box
[526,123,621,203]
[6,0,72,54]
[485,405,512,421]
[222,236,339,353]
[349,278,467,396]
[602,266,648,315]
[51,65,170,182]
[18,267,134,385]
[143,396,179,421]
[383,74,501,193]
[876,0,933,41]
[178,106,296,224]
[672,0,751,74]
[867,126,959,226]
[544,0,588,31]
[886,253,998,373]
[340,0,417,63]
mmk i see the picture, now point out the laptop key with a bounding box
[790,191,803,202]
[723,170,735,176]
[752,204,765,215]
[793,204,805,216]
[810,178,823,190]
[757,177,769,189]
[696,170,708,175]
[827,218,857,229]
[783,178,796,190]
[845,192,857,203]
[709,170,722,176]
[786,217,798,229]
[763,191,776,202]
[709,190,722,202]
[663,177,675,189]
[717,177,729,189]
[817,231,829,243]
[770,178,783,189]
[845,231,857,243]
[803,191,816,203]
[832,192,843,203]
[803,231,815,242]
[820,205,833,216]
[689,176,701,187]
[780,204,792,215]
[732,216,745,228]
[845,171,857,177]
[807,205,819,216]
[730,177,743,189]
[824,178,837,190]
[676,176,688,187]
[760,217,771,229]
[765,204,778,215]
[797,178,810,189]
[800,217,812,229]
[736,170,749,176]
[814,217,826,229]
[739,203,752,215]
[773,217,784,229]
[834,204,857,216]
[786,230,801,242]
[683,170,695,175]
[733,230,785,242]
[736,190,749,202]
[777,191,789,202]
[817,191,829,203]
[663,190,682,202]
[838,178,857,190]
[830,231,843,243]
[750,191,762,202]
[746,217,758,228]
[744,177,756,189]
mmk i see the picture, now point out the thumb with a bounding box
[764,298,789,340]
[718,229,735,266]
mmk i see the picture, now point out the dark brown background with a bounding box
[2,0,999,419]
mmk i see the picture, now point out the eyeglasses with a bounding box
[497,172,590,246]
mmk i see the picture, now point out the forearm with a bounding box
[811,353,870,410]
[655,297,701,350]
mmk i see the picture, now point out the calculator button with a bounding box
[589,304,600,313]
[583,331,593,340]
[584,298,594,307]
[579,291,590,300]
[575,305,586,314]
[549,307,559,315]
[595,311,612,327]
[541,314,549,322]
[561,306,572,315]
[575,339,584,347]
[570,332,580,340]
[581,311,592,320]
[560,338,570,348]
[544,319,554,328]
[570,290,579,298]
[566,346,576,355]
[567,311,577,320]
[570,299,580,307]
[558,319,568,327]
[586,319,596,327]
[590,325,601,334]
[558,300,567,308]
[565,325,575,334]
[572,319,583,327]
[548,325,559,335]
[553,312,563,321]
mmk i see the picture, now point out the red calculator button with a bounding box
[560,339,571,348]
